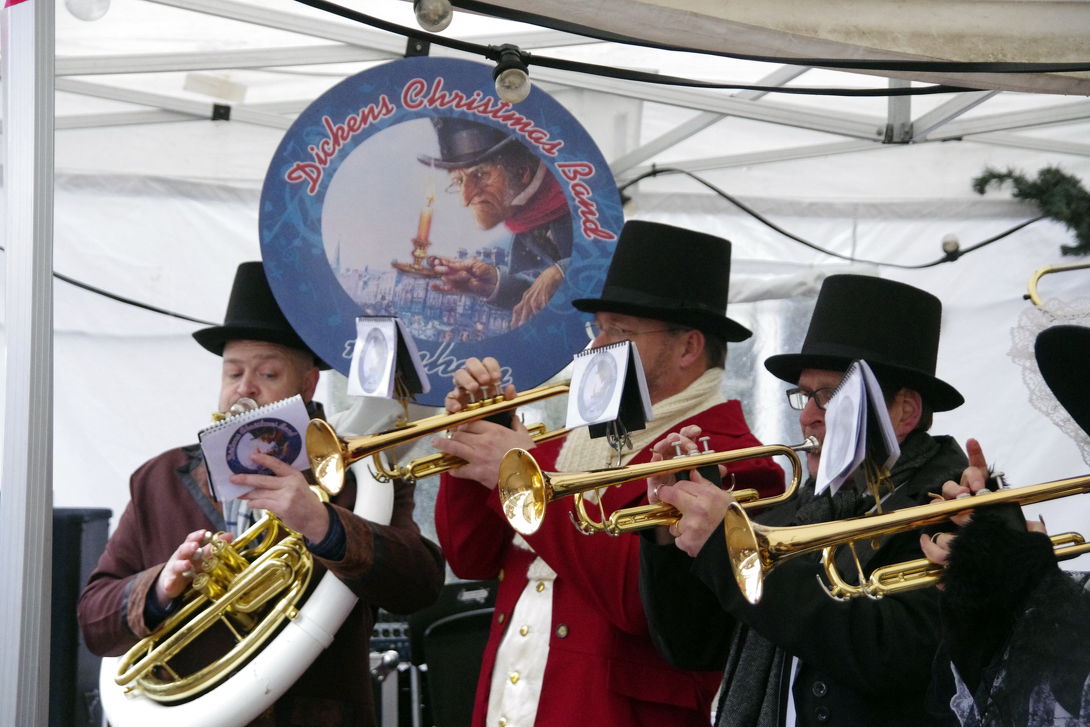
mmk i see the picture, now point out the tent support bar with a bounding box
[0,1,55,724]
[610,65,810,173]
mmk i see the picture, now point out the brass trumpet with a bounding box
[499,437,819,536]
[307,382,569,493]
[724,472,1090,605]
[371,422,569,484]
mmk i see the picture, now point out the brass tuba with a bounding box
[307,382,569,492]
[99,413,392,726]
[723,472,1090,605]
[499,437,818,536]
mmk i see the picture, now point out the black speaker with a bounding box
[409,580,497,727]
[50,507,111,727]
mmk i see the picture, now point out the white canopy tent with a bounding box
[3,0,1090,721]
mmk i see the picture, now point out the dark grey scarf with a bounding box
[713,431,941,727]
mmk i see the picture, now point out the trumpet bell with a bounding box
[724,501,765,604]
[307,418,345,496]
[499,448,548,535]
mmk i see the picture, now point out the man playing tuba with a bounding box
[78,262,445,727]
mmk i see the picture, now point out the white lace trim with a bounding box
[1009,296,1090,468]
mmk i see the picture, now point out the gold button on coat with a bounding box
[555,624,569,638]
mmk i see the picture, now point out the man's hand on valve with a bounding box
[647,425,733,555]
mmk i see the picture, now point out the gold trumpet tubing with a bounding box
[501,438,817,537]
[1026,262,1090,306]
[370,423,569,484]
[597,459,802,534]
[726,472,1090,605]
[826,530,1090,601]
[115,532,313,702]
[309,382,570,493]
[572,486,765,536]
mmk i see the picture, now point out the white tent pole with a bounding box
[0,0,55,724]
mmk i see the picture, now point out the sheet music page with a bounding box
[565,341,630,428]
[348,317,397,397]
[859,360,900,470]
[815,362,866,496]
[626,343,653,424]
[394,317,431,394]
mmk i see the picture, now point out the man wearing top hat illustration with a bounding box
[78,262,444,727]
[419,116,573,327]
[430,220,788,726]
[919,324,1090,726]
[640,274,971,726]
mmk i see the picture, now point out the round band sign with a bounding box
[259,57,622,406]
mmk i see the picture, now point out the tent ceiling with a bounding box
[45,0,1090,190]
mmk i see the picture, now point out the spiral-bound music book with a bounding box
[565,340,652,437]
[198,394,311,502]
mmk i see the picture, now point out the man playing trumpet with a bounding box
[921,324,1090,727]
[432,221,786,727]
[641,274,970,726]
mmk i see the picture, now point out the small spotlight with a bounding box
[414,0,452,32]
[493,45,531,104]
[941,233,961,261]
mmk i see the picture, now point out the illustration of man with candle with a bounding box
[417,117,573,328]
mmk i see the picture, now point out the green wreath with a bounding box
[972,166,1090,257]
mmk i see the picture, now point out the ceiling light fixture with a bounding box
[413,0,452,32]
[65,0,110,21]
[492,44,531,104]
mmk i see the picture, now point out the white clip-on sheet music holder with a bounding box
[815,360,900,502]
[565,340,653,466]
[347,316,432,479]
[348,316,431,409]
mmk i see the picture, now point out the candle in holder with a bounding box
[416,195,434,242]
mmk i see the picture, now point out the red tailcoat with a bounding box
[436,400,785,726]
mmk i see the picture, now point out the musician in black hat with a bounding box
[641,274,971,727]
[78,261,444,727]
[920,324,1090,727]
[431,220,787,727]
[419,117,573,327]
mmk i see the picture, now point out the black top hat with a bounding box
[764,274,963,411]
[1035,324,1090,437]
[193,261,329,370]
[417,117,519,170]
[571,220,752,342]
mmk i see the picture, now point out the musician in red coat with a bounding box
[433,221,786,727]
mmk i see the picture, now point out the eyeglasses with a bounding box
[445,164,501,194]
[584,321,682,342]
[785,386,838,411]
